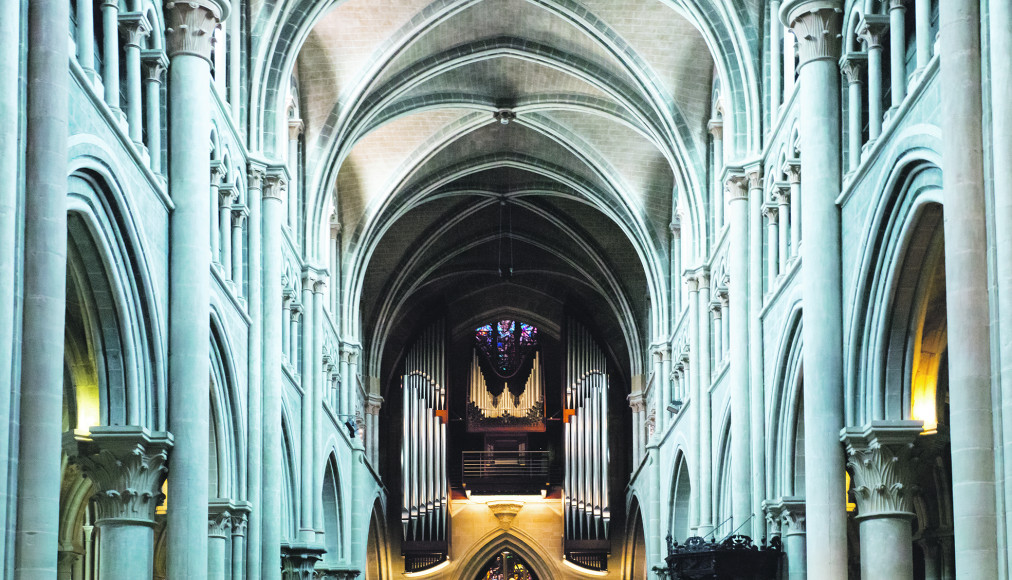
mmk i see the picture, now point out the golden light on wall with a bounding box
[71,366,101,434]
[845,472,856,513]
[909,299,946,435]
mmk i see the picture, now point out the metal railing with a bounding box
[461,451,551,481]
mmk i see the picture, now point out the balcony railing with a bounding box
[461,451,552,491]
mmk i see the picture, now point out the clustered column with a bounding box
[764,497,807,580]
[725,173,751,530]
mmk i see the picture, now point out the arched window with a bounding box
[475,549,538,580]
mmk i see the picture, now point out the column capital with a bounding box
[119,12,152,48]
[330,212,342,234]
[627,391,647,413]
[264,171,288,202]
[63,426,173,525]
[707,118,724,141]
[669,218,681,236]
[313,273,329,295]
[762,203,779,223]
[218,182,237,205]
[763,496,806,535]
[210,159,227,185]
[164,0,230,61]
[684,274,699,292]
[840,420,923,519]
[839,52,867,85]
[783,158,801,184]
[365,394,384,415]
[315,567,362,580]
[709,299,723,316]
[724,173,749,204]
[281,541,326,579]
[746,168,763,192]
[780,1,843,65]
[142,49,169,81]
[248,163,267,191]
[207,499,233,538]
[288,117,305,140]
[231,204,249,225]
[773,181,792,202]
[857,14,890,50]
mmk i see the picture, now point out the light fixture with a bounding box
[494,109,516,125]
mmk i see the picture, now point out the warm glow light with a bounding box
[403,558,451,577]
[845,472,856,513]
[157,479,168,515]
[73,371,101,434]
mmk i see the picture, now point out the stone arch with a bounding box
[668,449,693,543]
[767,302,805,498]
[321,453,344,564]
[281,408,299,541]
[713,411,733,533]
[457,530,560,580]
[621,495,649,579]
[364,498,391,580]
[209,316,244,499]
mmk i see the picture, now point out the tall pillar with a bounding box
[219,183,235,280]
[230,510,248,580]
[339,346,352,416]
[696,271,713,536]
[64,427,172,580]
[231,205,247,291]
[329,218,341,315]
[842,421,922,580]
[939,0,999,574]
[708,121,724,236]
[262,170,287,580]
[913,0,931,72]
[282,291,292,362]
[207,501,232,580]
[784,159,801,255]
[670,219,682,316]
[764,204,779,284]
[775,185,790,272]
[765,497,807,580]
[770,0,783,118]
[990,0,1012,572]
[299,270,317,541]
[245,163,266,580]
[101,0,121,112]
[287,119,303,232]
[209,160,224,266]
[291,306,302,370]
[0,0,22,570]
[888,0,907,107]
[685,275,701,531]
[142,52,168,174]
[312,276,327,537]
[14,0,70,575]
[779,3,846,578]
[841,54,866,172]
[75,0,96,75]
[747,168,766,540]
[725,174,751,530]
[859,15,888,141]
[120,13,150,144]
[711,302,723,366]
[164,3,228,579]
[226,6,240,120]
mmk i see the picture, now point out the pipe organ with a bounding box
[400,321,447,547]
[466,349,545,431]
[564,318,610,546]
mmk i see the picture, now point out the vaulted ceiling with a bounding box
[288,0,729,388]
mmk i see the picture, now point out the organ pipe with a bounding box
[564,318,610,542]
[400,321,447,544]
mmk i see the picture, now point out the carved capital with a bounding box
[248,164,267,191]
[764,496,806,535]
[724,174,749,204]
[669,219,681,236]
[231,205,249,226]
[142,50,169,82]
[707,119,724,141]
[264,173,287,202]
[164,0,229,61]
[218,182,237,205]
[63,426,173,524]
[762,203,779,223]
[119,13,152,48]
[208,500,232,538]
[684,274,699,293]
[315,568,361,580]
[210,159,226,186]
[781,1,843,65]
[858,14,889,50]
[281,542,325,580]
[839,52,867,85]
[841,420,923,519]
[783,158,801,184]
[746,169,763,192]
[774,181,792,203]
[487,500,525,529]
[288,118,305,140]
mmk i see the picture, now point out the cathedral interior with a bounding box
[2,0,1011,578]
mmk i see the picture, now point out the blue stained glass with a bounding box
[475,319,538,379]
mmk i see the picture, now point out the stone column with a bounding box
[142,52,167,175]
[101,0,121,112]
[840,54,866,172]
[219,182,236,280]
[725,174,752,530]
[330,218,341,315]
[164,3,228,578]
[226,6,240,120]
[708,120,724,235]
[207,501,232,580]
[888,0,907,107]
[939,0,999,572]
[779,3,846,578]
[670,219,682,316]
[783,159,801,257]
[719,292,730,362]
[287,119,303,232]
[291,306,302,371]
[913,0,931,72]
[765,497,807,580]
[299,270,316,541]
[119,12,150,144]
[231,205,247,291]
[747,168,766,540]
[764,204,779,284]
[696,271,713,536]
[76,0,96,75]
[245,163,266,580]
[230,510,248,580]
[841,421,923,580]
[859,14,888,141]
[710,301,723,366]
[339,346,352,416]
[282,290,292,362]
[281,543,325,580]
[0,0,21,568]
[685,275,702,531]
[209,160,225,266]
[313,276,327,537]
[14,0,70,575]
[775,185,791,271]
[770,0,783,118]
[262,170,287,580]
[63,427,173,580]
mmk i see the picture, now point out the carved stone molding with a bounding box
[841,420,923,519]
[781,1,844,66]
[487,500,525,529]
[314,567,361,580]
[164,0,228,61]
[763,496,806,536]
[63,426,173,524]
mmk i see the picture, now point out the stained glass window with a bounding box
[476,550,537,580]
[475,319,538,379]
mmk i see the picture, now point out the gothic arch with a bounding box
[209,316,244,499]
[321,453,344,564]
[622,495,649,579]
[767,302,805,498]
[668,450,693,543]
[457,530,560,580]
